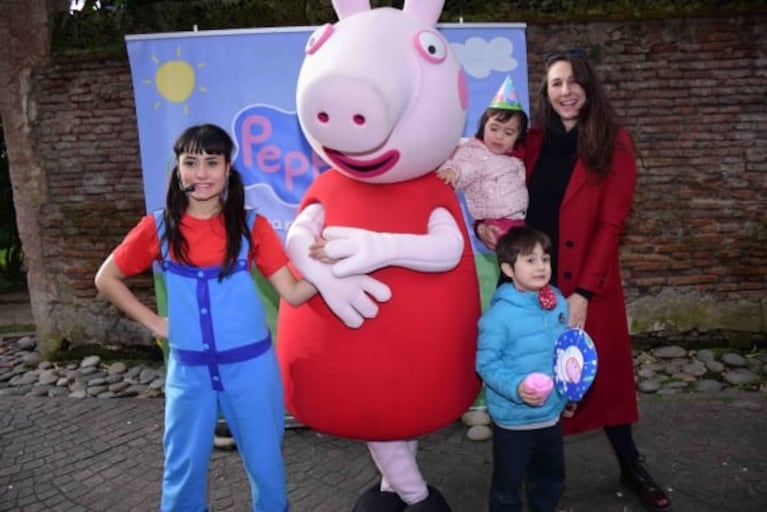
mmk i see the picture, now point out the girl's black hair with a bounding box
[474,107,529,148]
[162,124,253,280]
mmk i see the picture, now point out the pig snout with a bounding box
[298,75,398,153]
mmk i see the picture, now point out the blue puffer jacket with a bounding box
[476,282,569,428]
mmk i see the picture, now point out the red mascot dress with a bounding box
[277,171,480,442]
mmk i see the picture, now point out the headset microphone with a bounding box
[183,184,196,193]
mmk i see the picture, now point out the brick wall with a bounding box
[32,58,153,348]
[525,18,767,346]
[22,15,767,350]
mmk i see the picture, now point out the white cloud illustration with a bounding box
[451,37,519,79]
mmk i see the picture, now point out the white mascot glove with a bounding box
[286,203,391,329]
[321,207,464,277]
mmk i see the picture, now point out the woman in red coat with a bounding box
[477,50,671,512]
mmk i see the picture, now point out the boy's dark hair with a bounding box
[496,226,552,268]
[474,107,528,147]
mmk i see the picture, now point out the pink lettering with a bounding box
[257,145,282,173]
[284,151,309,191]
[240,115,272,167]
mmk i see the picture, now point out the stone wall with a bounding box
[7,12,767,354]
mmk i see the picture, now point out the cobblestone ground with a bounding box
[0,392,765,511]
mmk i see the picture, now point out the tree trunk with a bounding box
[0,0,59,358]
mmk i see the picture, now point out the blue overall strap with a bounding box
[245,208,256,229]
[152,208,255,258]
[152,209,170,259]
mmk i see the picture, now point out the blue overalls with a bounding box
[155,211,288,512]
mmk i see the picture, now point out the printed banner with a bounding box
[126,23,528,332]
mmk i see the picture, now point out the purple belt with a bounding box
[172,336,271,366]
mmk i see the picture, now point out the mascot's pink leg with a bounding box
[369,440,427,504]
[352,441,452,512]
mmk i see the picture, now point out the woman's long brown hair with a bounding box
[535,51,625,180]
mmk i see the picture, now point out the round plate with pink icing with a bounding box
[553,328,598,402]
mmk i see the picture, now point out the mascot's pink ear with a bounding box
[332,0,371,20]
[403,0,445,26]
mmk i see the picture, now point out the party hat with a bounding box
[488,75,523,111]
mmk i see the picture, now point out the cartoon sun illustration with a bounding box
[143,46,207,115]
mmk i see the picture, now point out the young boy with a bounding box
[476,226,570,512]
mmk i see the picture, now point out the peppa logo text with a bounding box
[234,105,329,205]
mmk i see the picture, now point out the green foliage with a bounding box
[53,0,309,57]
[0,324,37,334]
[0,119,26,293]
[52,0,766,57]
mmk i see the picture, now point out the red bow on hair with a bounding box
[538,285,557,310]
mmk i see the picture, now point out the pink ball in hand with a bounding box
[522,372,553,402]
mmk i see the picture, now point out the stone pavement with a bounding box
[1,392,765,512]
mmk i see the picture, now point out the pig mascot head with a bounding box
[296,0,468,184]
[277,1,480,510]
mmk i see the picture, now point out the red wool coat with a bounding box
[524,127,639,435]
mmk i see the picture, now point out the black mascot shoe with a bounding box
[352,485,407,512]
[403,486,452,512]
[213,420,236,451]
[620,455,672,512]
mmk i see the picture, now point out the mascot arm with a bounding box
[321,207,464,276]
[286,202,392,329]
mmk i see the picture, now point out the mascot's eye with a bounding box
[414,30,447,63]
[306,23,334,55]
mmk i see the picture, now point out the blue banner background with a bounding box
[126,23,528,256]
[127,24,527,407]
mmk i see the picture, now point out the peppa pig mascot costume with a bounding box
[276,1,480,510]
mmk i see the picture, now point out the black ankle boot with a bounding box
[213,420,236,451]
[620,455,672,512]
[352,485,407,512]
[403,486,452,512]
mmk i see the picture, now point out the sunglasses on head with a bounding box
[543,48,587,64]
